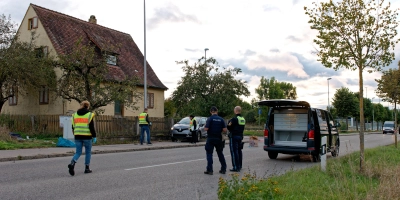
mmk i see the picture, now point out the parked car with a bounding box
[259,99,340,162]
[382,121,395,134]
[170,116,208,142]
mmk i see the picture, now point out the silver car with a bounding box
[170,116,207,142]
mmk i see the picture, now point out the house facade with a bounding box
[1,4,168,117]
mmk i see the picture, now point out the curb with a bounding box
[0,143,208,162]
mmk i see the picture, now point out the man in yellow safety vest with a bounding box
[139,108,152,145]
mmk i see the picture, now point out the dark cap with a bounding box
[210,106,218,112]
[189,115,195,118]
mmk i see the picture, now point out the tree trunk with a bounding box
[358,67,365,172]
[395,102,398,148]
[0,100,5,113]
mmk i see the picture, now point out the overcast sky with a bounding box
[2,0,400,109]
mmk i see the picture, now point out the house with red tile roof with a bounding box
[1,4,168,117]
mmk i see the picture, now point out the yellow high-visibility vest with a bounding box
[72,112,94,136]
[190,118,197,131]
[139,112,148,125]
[237,116,246,126]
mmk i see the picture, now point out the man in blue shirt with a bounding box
[204,106,227,175]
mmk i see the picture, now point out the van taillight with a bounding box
[308,129,314,140]
[264,129,269,137]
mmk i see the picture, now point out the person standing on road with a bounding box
[189,115,197,144]
[203,106,227,175]
[227,106,245,172]
[139,108,152,145]
[68,100,97,176]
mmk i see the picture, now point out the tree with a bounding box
[56,39,141,113]
[305,0,399,171]
[376,68,400,147]
[254,76,297,124]
[164,98,176,118]
[171,57,250,118]
[332,87,358,130]
[255,76,297,100]
[0,14,56,112]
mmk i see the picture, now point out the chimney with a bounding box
[88,15,97,24]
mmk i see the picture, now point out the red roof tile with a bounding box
[31,4,168,90]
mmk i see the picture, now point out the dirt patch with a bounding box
[0,126,11,141]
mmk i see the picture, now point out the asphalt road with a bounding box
[0,133,396,200]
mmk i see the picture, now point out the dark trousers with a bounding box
[229,136,243,170]
[191,131,197,143]
[205,138,226,172]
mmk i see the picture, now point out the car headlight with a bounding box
[171,127,174,131]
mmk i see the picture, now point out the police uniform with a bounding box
[204,111,227,174]
[190,116,197,144]
[139,111,152,145]
[227,114,245,172]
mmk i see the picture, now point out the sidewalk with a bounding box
[0,132,380,162]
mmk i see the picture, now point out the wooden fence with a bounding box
[0,114,175,139]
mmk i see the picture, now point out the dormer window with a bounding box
[107,55,117,65]
[28,17,38,30]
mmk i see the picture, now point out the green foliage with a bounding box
[0,14,56,112]
[164,98,176,118]
[332,87,358,119]
[56,39,141,113]
[171,57,250,118]
[218,172,279,200]
[218,145,400,199]
[376,68,400,104]
[255,76,297,100]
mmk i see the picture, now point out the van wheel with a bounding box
[171,137,177,142]
[268,152,278,159]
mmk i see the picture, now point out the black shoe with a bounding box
[140,143,143,145]
[84,165,92,174]
[204,171,213,175]
[219,170,226,174]
[229,168,239,172]
[68,163,75,176]
[147,143,152,145]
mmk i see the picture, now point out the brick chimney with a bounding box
[88,15,97,24]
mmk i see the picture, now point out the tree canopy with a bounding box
[0,14,56,112]
[171,57,250,118]
[56,39,141,113]
[305,0,400,171]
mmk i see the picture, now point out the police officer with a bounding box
[227,106,245,172]
[189,115,197,144]
[204,106,227,175]
[139,108,152,145]
[68,100,97,176]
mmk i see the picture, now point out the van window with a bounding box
[316,109,328,130]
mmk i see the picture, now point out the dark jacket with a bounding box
[72,108,97,140]
[227,114,245,137]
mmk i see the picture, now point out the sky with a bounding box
[2,0,400,109]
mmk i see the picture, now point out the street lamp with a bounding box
[327,78,332,112]
[204,48,209,64]
[143,0,147,108]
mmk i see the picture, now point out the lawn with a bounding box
[218,145,400,199]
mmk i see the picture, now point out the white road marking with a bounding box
[124,155,231,171]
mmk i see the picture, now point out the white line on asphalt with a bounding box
[125,156,231,171]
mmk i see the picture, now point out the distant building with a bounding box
[2,4,168,117]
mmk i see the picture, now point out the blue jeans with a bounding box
[205,138,226,172]
[229,136,243,170]
[140,125,151,144]
[72,139,92,165]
